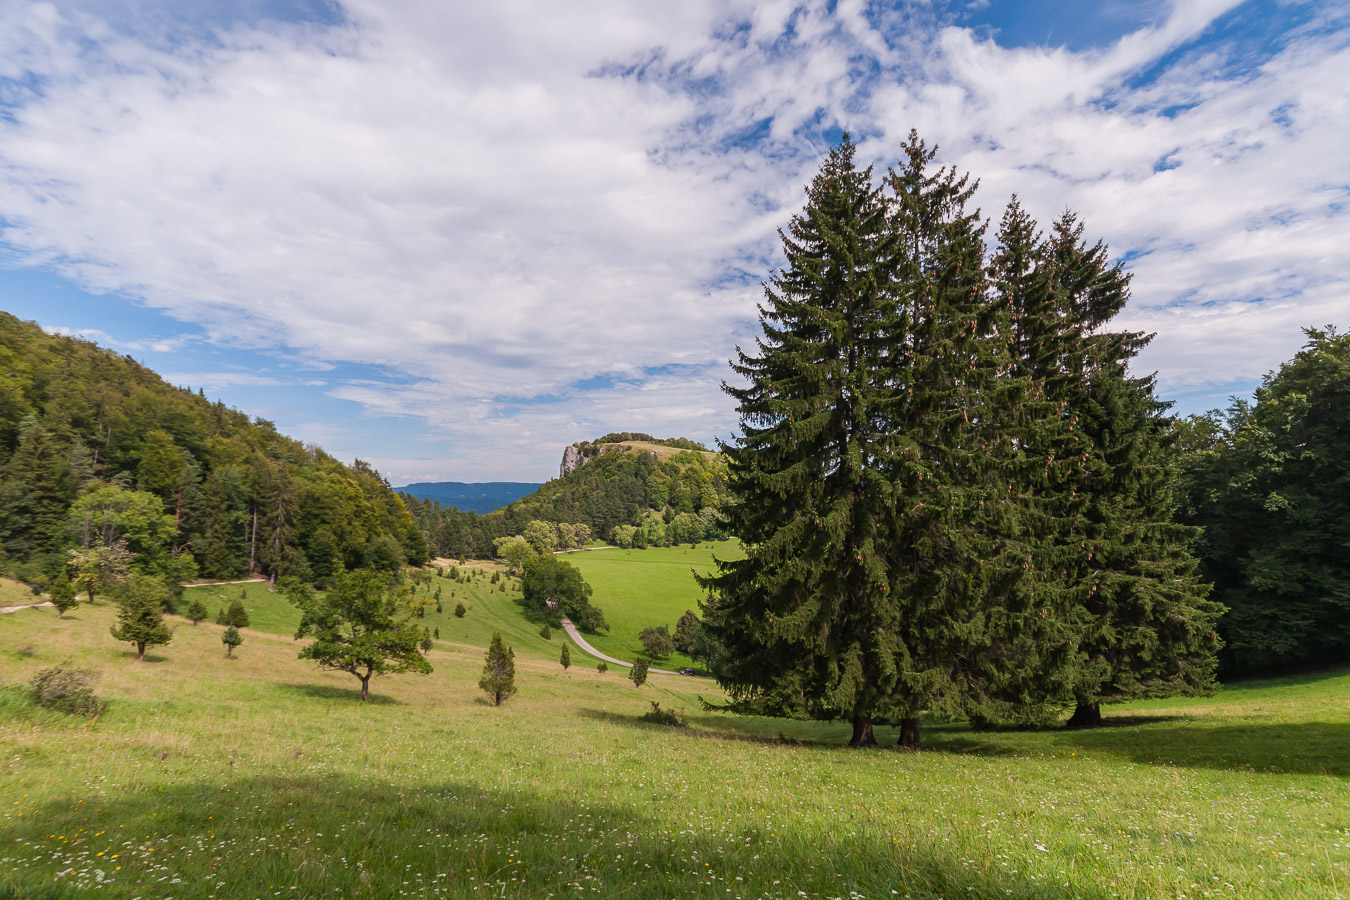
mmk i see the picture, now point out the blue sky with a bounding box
[0,0,1346,482]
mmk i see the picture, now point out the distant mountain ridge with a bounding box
[395,481,545,514]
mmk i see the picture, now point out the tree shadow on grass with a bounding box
[0,772,1115,900]
[273,682,402,706]
[1063,720,1350,777]
[583,706,898,749]
[132,653,172,664]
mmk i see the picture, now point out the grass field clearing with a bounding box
[1,573,1347,899]
[566,541,743,668]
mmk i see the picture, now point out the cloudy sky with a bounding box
[0,0,1345,483]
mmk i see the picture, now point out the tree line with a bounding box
[1174,326,1349,677]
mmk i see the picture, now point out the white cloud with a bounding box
[1,0,1346,479]
[158,371,287,389]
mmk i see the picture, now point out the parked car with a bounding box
[678,668,695,676]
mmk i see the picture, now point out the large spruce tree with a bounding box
[701,134,905,746]
[991,204,1222,725]
[877,138,1078,745]
[706,133,1220,745]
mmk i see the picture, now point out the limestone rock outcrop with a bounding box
[559,443,582,479]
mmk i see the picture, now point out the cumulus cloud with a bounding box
[0,0,1346,479]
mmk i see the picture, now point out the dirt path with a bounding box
[560,617,680,675]
[185,578,267,588]
[0,601,53,615]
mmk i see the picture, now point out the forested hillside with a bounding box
[0,312,426,589]
[402,435,727,559]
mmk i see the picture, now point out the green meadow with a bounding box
[1,564,1348,900]
[566,541,743,668]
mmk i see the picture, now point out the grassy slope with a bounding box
[181,566,561,662]
[607,440,719,462]
[0,577,42,608]
[2,586,1348,898]
[566,541,744,668]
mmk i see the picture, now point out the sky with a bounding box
[0,0,1345,483]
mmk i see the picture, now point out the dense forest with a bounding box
[1176,327,1350,677]
[0,312,426,591]
[401,436,728,559]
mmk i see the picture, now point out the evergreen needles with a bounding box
[701,133,1221,748]
[480,632,516,706]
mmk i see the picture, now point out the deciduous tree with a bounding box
[284,568,432,701]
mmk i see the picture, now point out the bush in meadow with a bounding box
[222,626,242,658]
[29,665,108,717]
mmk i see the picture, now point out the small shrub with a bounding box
[223,597,250,628]
[48,571,78,618]
[640,701,685,727]
[454,602,466,618]
[222,626,242,658]
[186,597,208,625]
[434,626,440,639]
[480,632,516,706]
[560,642,570,669]
[29,665,108,718]
[539,624,552,640]
[630,657,649,688]
[597,661,608,674]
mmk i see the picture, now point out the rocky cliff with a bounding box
[559,443,583,478]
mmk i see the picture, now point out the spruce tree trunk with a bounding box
[1067,701,1103,728]
[137,642,146,661]
[848,715,877,747]
[897,717,921,751]
[226,645,233,659]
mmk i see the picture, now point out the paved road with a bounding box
[560,617,680,675]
